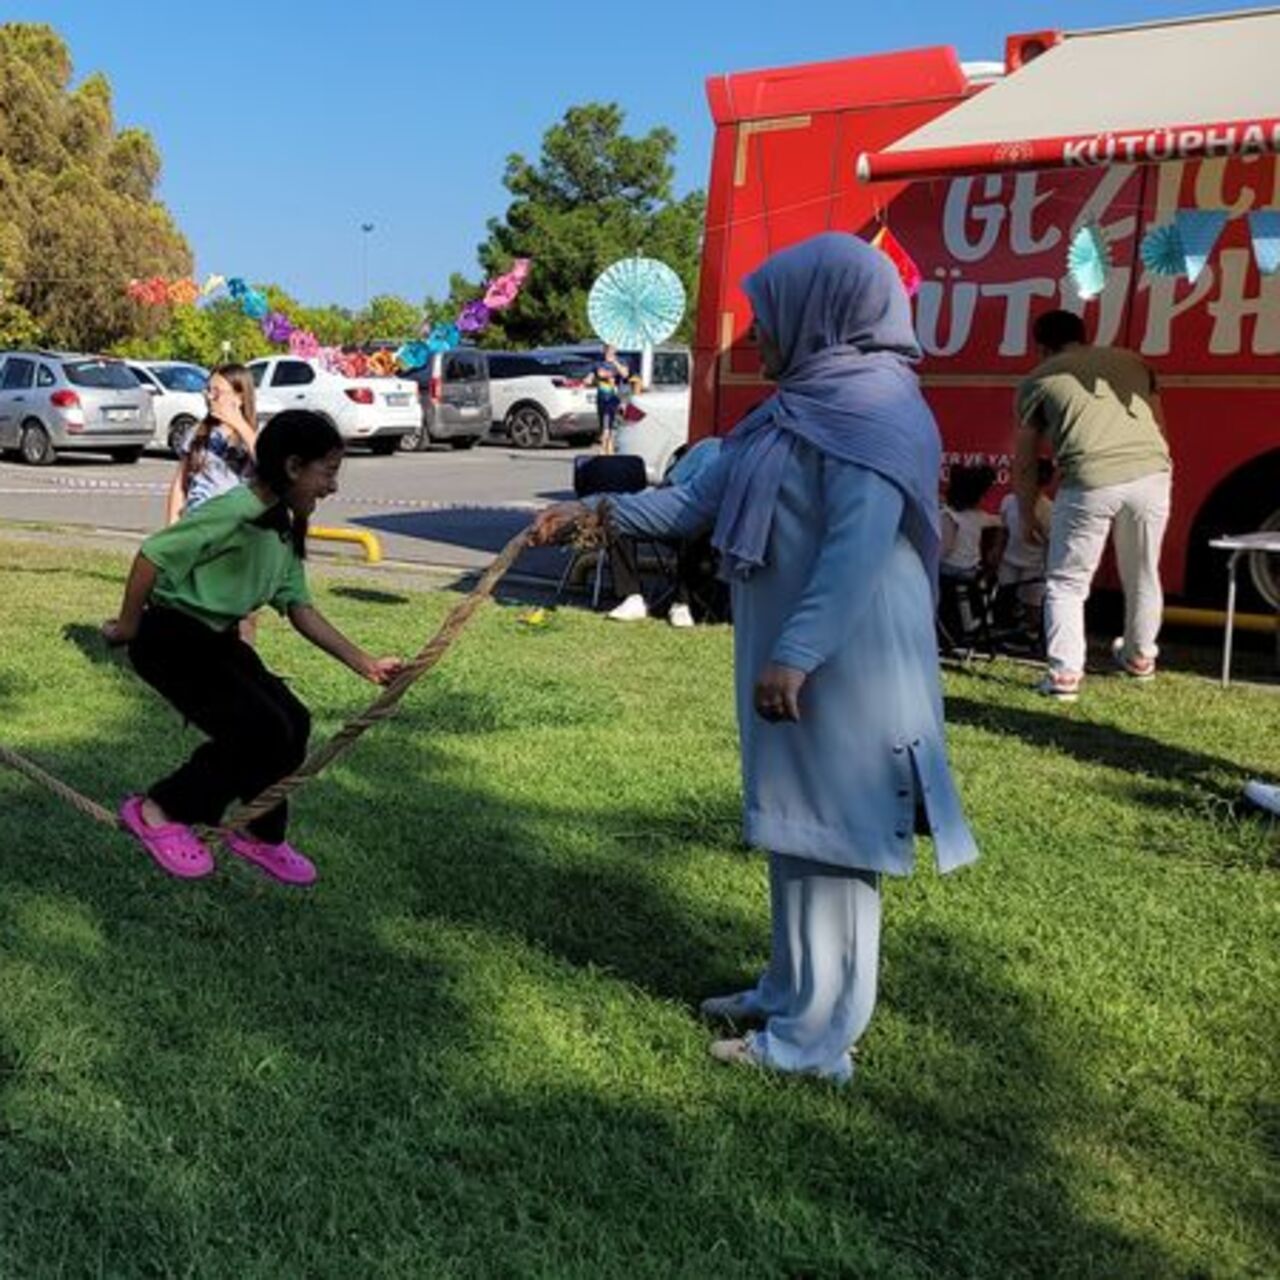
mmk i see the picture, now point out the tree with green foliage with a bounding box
[0,23,191,350]
[451,103,704,348]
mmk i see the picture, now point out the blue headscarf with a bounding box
[711,232,942,590]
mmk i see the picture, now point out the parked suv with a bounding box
[487,351,601,449]
[398,348,491,451]
[248,357,419,455]
[127,361,209,454]
[0,350,155,465]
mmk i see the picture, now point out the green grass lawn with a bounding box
[0,533,1276,1279]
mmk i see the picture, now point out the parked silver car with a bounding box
[398,347,492,451]
[0,350,156,465]
[127,361,209,454]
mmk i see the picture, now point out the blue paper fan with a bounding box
[1174,210,1227,283]
[1067,223,1110,299]
[588,257,686,349]
[1248,211,1280,276]
[1140,223,1187,277]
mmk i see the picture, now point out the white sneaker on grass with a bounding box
[607,593,648,622]
[668,603,694,629]
[1243,780,1280,817]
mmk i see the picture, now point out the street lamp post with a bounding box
[360,222,375,313]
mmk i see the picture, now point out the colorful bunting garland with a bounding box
[124,257,533,375]
[1249,211,1280,276]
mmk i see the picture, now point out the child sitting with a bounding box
[998,457,1055,607]
[102,410,403,886]
[940,464,1001,580]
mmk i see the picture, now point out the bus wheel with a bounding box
[1184,451,1280,612]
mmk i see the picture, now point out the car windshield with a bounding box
[153,365,208,393]
[64,359,140,390]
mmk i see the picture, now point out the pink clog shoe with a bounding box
[221,830,317,886]
[119,795,216,880]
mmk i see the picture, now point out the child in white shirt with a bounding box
[940,464,1000,579]
[998,458,1055,606]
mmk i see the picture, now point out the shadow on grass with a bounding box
[328,586,411,607]
[60,622,126,669]
[0,693,1257,1277]
[946,694,1249,805]
[2,564,123,586]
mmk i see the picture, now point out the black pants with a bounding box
[609,530,695,608]
[128,607,311,843]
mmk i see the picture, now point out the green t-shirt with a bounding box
[1016,345,1171,490]
[141,486,311,631]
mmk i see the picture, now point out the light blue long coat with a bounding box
[603,436,978,877]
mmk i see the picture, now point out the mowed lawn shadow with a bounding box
[946,694,1253,805]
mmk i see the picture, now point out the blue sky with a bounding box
[17,0,1226,308]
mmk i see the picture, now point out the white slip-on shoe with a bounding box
[606,593,648,621]
[668,602,695,629]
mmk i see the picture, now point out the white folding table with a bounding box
[1209,533,1280,687]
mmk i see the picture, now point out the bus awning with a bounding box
[856,8,1280,183]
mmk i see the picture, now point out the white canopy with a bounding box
[858,9,1280,182]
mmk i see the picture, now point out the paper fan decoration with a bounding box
[289,329,320,359]
[588,257,686,348]
[1066,223,1110,299]
[396,340,431,370]
[1248,211,1280,276]
[241,288,269,320]
[424,322,460,353]
[458,300,491,333]
[1140,224,1186,277]
[1141,211,1228,283]
[262,311,294,343]
[870,227,922,298]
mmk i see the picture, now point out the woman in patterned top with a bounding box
[166,363,258,523]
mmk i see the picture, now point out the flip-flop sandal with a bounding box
[119,795,216,880]
[221,830,317,886]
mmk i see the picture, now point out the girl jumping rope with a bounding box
[102,410,403,886]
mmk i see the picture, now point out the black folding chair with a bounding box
[555,455,650,608]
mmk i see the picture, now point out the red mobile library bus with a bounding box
[692,9,1280,606]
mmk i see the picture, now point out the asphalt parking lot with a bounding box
[0,440,593,578]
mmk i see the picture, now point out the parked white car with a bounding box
[247,357,420,454]
[127,361,208,454]
[486,351,601,449]
[614,385,692,484]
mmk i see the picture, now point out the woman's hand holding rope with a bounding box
[529,502,590,547]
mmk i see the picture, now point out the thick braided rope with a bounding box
[223,524,531,830]
[0,741,120,828]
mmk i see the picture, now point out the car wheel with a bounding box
[508,405,549,449]
[109,447,143,465]
[19,420,55,466]
[167,414,197,455]
[449,436,478,450]
[368,437,399,456]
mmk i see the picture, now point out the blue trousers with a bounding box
[746,853,882,1082]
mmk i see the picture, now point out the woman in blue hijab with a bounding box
[532,232,978,1084]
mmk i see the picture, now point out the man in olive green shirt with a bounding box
[1013,310,1172,701]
